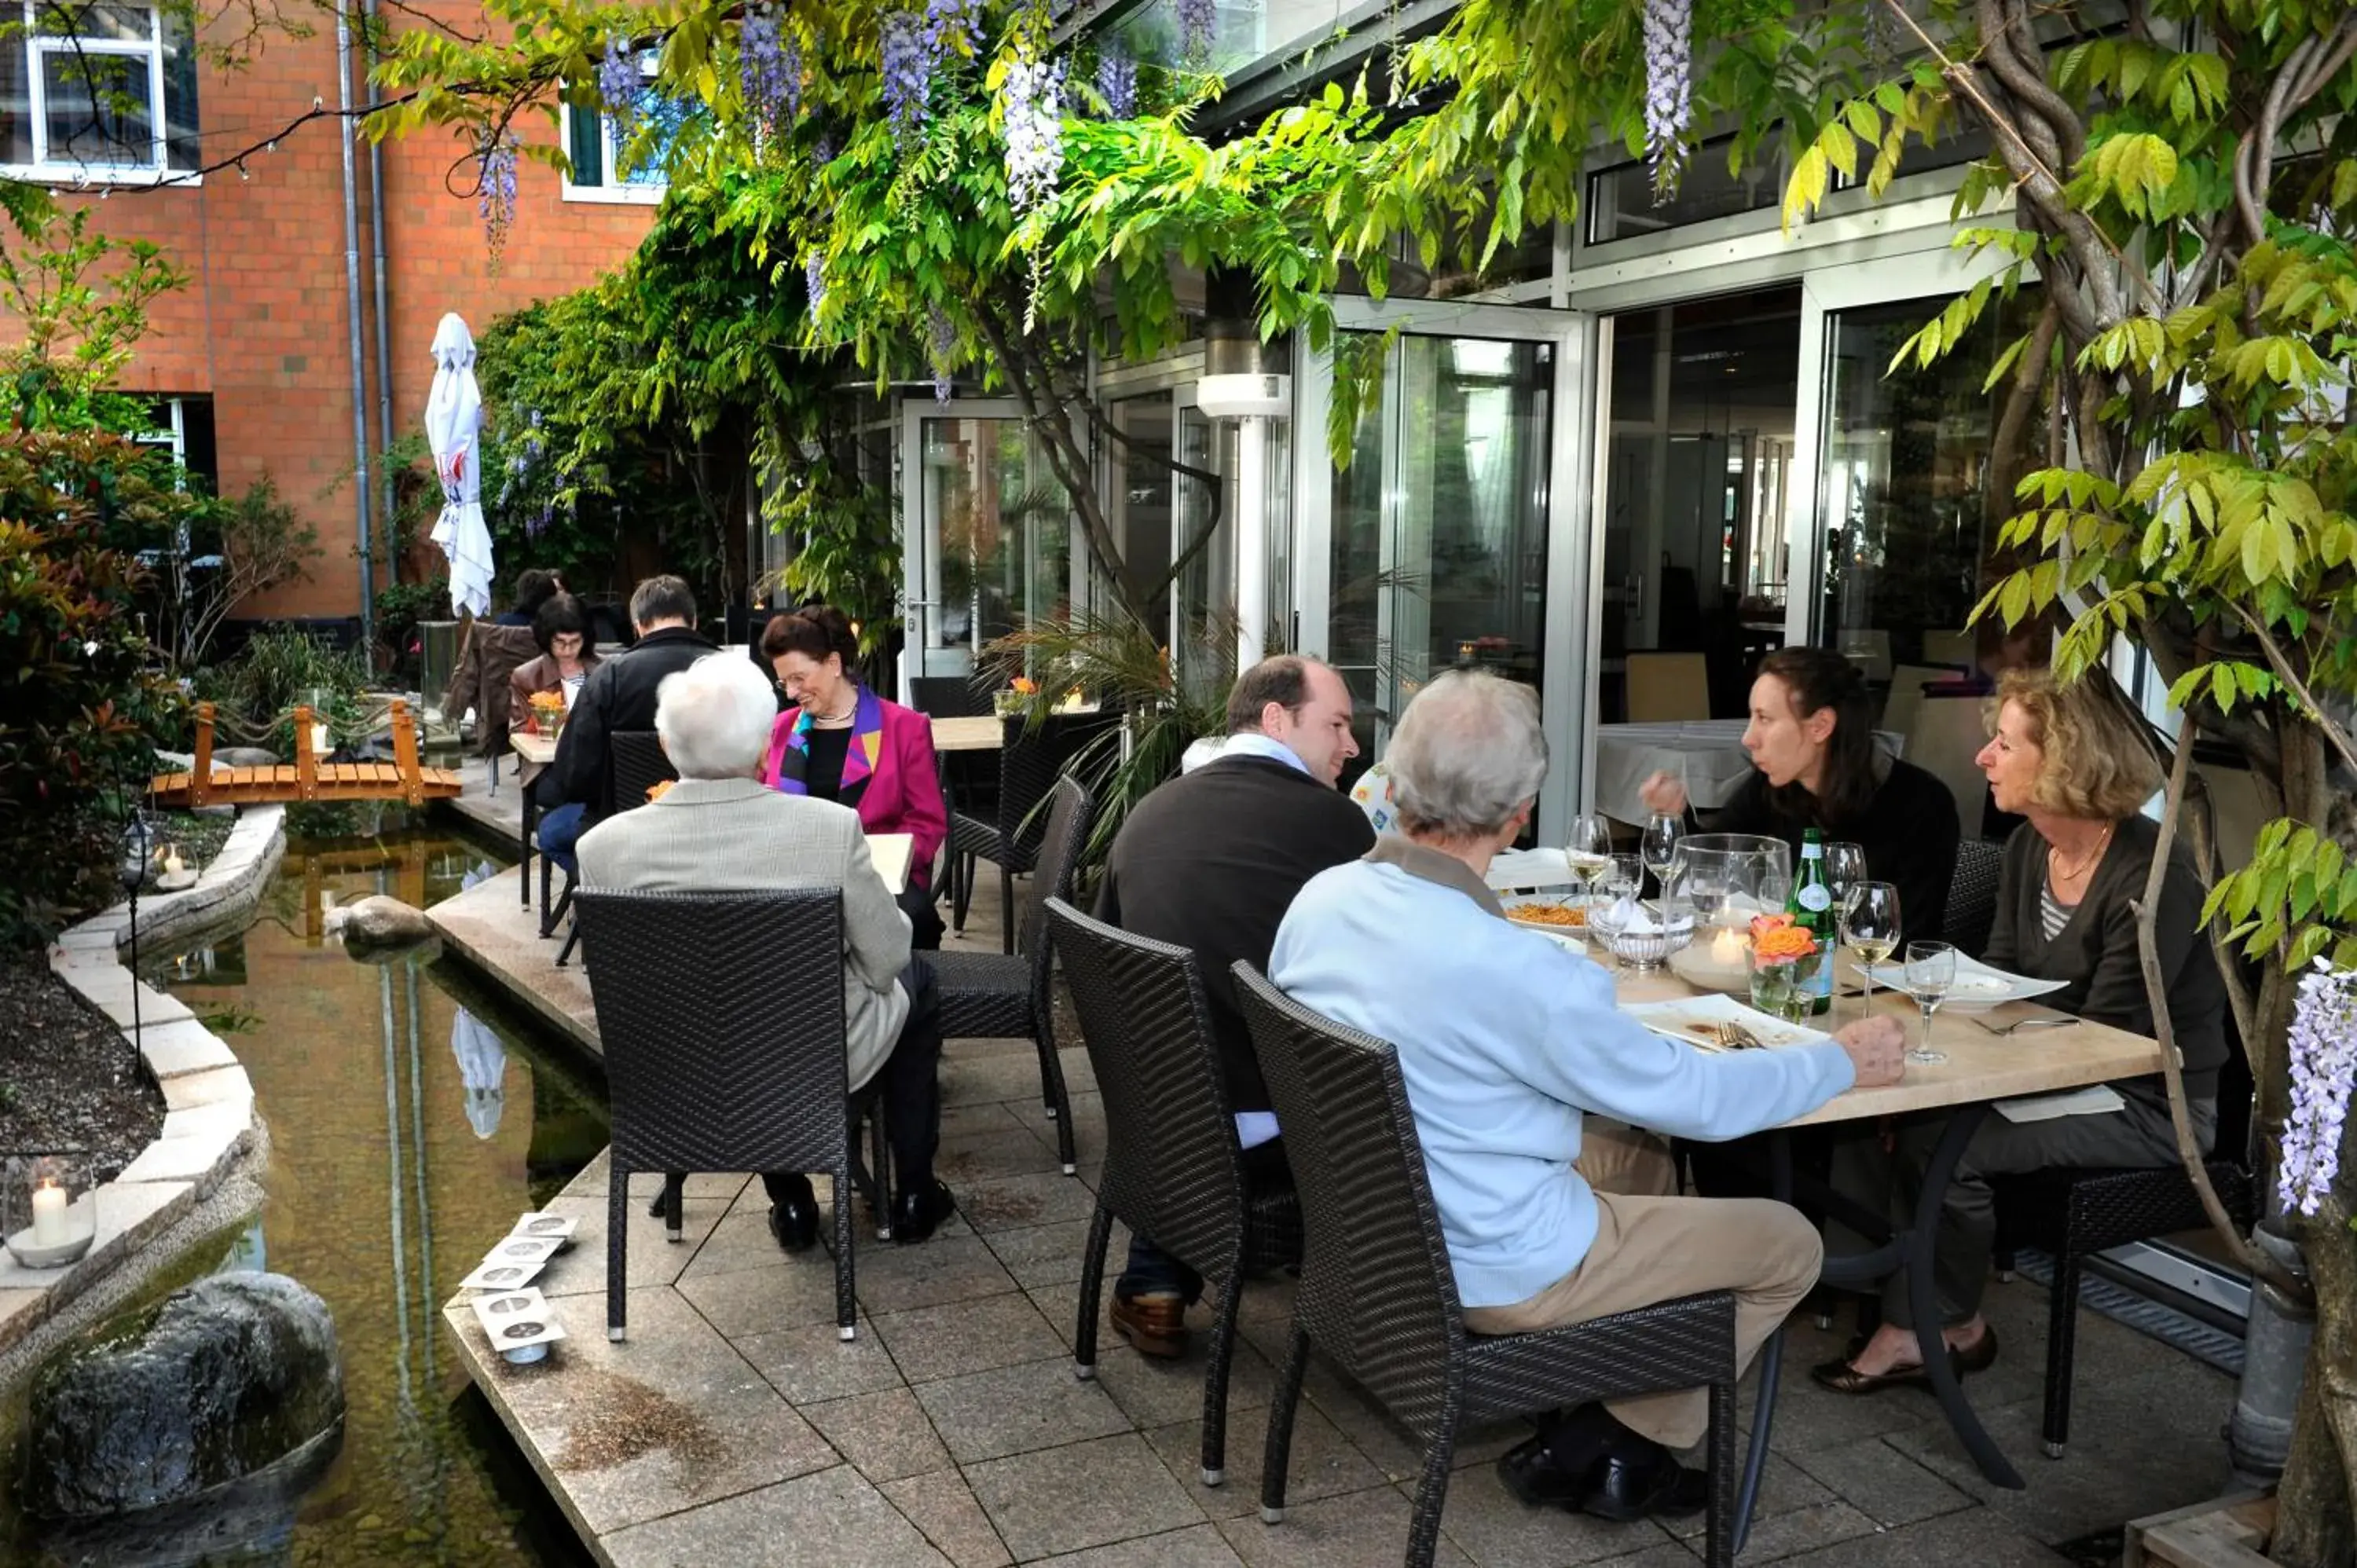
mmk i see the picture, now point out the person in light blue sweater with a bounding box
[1270,670,1904,1525]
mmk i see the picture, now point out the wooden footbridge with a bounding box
[149,701,462,808]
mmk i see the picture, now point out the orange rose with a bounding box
[1748,912,1794,941]
[1012,676,1037,694]
[1754,924,1819,961]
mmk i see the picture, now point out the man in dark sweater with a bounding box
[1094,654,1376,1357]
[541,575,718,862]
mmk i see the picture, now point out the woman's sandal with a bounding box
[1810,1324,1998,1396]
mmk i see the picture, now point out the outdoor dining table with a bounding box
[1608,953,2164,1531]
[1592,720,1904,825]
[510,730,559,905]
[929,714,1005,754]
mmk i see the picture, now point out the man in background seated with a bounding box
[577,653,956,1247]
[1092,654,1374,1357]
[1270,670,1903,1524]
[540,573,717,870]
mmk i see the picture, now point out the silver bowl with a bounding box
[1593,906,1697,973]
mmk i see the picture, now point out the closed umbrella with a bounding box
[426,312,494,618]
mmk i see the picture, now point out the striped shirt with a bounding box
[2040,873,2074,940]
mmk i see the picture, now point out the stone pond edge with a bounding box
[7,805,285,1367]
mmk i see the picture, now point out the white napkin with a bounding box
[1993,1086,2126,1123]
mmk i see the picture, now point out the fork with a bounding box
[1714,1021,1765,1051]
[1969,1013,2073,1037]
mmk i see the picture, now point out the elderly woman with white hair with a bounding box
[1269,670,1905,1526]
[576,652,957,1249]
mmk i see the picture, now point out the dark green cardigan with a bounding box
[1983,814,2227,1100]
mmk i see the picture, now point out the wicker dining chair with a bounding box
[552,731,678,969]
[1047,899,1301,1486]
[1943,837,2004,960]
[572,888,863,1342]
[933,775,1094,1174]
[948,713,1115,951]
[1233,965,1743,1568]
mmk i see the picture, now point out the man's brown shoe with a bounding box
[1109,1291,1189,1358]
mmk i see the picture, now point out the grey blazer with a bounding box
[574,775,913,1090]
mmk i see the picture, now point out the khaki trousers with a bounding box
[1460,1123,1821,1449]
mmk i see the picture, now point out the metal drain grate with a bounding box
[2008,1248,2245,1376]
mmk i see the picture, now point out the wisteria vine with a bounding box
[1176,0,1215,60]
[805,253,828,313]
[599,38,640,119]
[1641,0,1692,199]
[929,306,957,402]
[2281,959,2357,1217]
[880,10,932,134]
[1001,53,1065,217]
[478,135,519,255]
[739,5,801,129]
[1096,42,1136,119]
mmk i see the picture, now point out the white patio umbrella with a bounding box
[425,312,494,618]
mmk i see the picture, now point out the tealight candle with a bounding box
[161,848,185,876]
[1711,927,1750,966]
[310,722,330,756]
[31,1181,67,1248]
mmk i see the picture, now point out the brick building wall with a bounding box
[24,1,654,626]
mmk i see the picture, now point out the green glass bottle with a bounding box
[1794,830,1835,1015]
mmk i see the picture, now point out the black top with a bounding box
[548,625,719,818]
[1709,757,1961,946]
[1096,755,1377,1113]
[802,724,853,804]
[1985,815,2227,1103]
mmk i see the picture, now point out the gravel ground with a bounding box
[0,956,166,1181]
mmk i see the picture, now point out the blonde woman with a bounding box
[1816,668,2226,1394]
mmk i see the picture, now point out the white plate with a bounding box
[1620,992,1832,1051]
[1499,893,1588,951]
[1868,954,2068,1011]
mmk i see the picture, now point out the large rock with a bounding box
[211,748,280,769]
[20,1273,343,1521]
[322,894,435,952]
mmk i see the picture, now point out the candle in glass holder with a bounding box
[31,1181,67,1248]
[1710,926,1750,967]
[310,721,330,756]
[161,846,185,876]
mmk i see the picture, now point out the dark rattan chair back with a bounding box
[1020,777,1093,967]
[1047,898,1244,1264]
[609,730,678,817]
[1234,963,1462,1440]
[1945,837,2003,958]
[910,675,991,717]
[573,888,861,1339]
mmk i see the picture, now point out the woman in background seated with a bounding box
[1815,668,2225,1394]
[761,606,949,947]
[1640,647,1959,944]
[510,593,599,797]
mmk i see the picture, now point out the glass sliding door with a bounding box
[901,404,1072,688]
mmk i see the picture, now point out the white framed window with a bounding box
[560,55,691,204]
[0,0,200,184]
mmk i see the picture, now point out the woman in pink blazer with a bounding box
[759,606,949,947]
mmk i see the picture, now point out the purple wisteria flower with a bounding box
[929,306,957,403]
[1176,0,1215,60]
[478,136,519,253]
[805,254,828,313]
[1096,42,1137,119]
[2281,958,2357,1216]
[925,0,981,56]
[880,10,932,134]
[599,38,640,119]
[812,131,838,170]
[740,5,798,128]
[1641,0,1692,199]
[1002,53,1065,216]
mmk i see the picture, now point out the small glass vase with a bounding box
[1749,949,1825,1025]
[992,691,1027,720]
[4,1156,97,1270]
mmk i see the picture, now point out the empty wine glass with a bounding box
[1902,940,1956,1065]
[1756,856,1792,916]
[1602,852,1643,907]
[1824,841,1868,918]
[1565,812,1612,899]
[1842,881,1902,1014]
[1641,812,1683,906]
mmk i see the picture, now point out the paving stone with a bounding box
[937,1127,1069,1185]
[1142,1400,1384,1520]
[1091,1335,1277,1431]
[1413,1458,1680,1567]
[93,986,193,1027]
[966,1431,1204,1559]
[601,1464,951,1567]
[853,1234,1021,1315]
[737,1318,904,1405]
[955,1171,1103,1234]
[1659,1455,1834,1541]
[683,1207,865,1283]
[114,1123,243,1187]
[159,1100,255,1144]
[1767,1508,2070,1566]
[0,1289,47,1356]
[1216,1483,1476,1566]
[676,1253,853,1339]
[802,1387,953,1482]
[159,1064,251,1112]
[1295,1361,1522,1482]
[530,1194,729,1300]
[1029,1523,1248,1566]
[1585,1546,1702,1567]
[134,1017,240,1079]
[466,1288,837,1538]
[881,1467,1014,1568]
[981,1217,1103,1291]
[1783,1437,1974,1530]
[912,1358,1131,1464]
[873,1289,1065,1384]
[1008,1091,1109,1167]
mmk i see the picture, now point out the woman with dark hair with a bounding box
[495,568,563,627]
[1640,647,1959,943]
[510,593,600,794]
[760,606,948,947]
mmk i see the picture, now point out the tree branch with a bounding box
[2231,603,2357,782]
[1078,398,1226,608]
[2135,711,2311,1301]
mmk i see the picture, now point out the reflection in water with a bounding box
[7,827,604,1568]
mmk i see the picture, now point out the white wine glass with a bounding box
[1902,939,1956,1065]
[1602,852,1643,909]
[1824,841,1868,920]
[1640,813,1683,908]
[1565,812,1612,902]
[1841,881,1902,1014]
